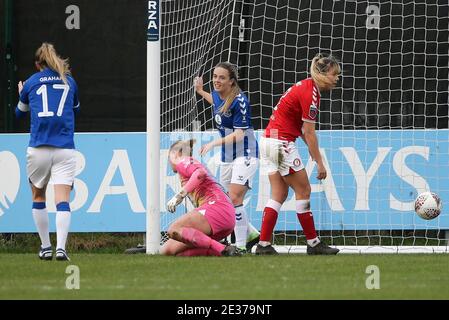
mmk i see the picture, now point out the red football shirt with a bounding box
[265,78,320,142]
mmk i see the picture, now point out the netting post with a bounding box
[4,0,14,132]
[146,0,161,254]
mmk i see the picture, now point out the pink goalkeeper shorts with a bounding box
[197,199,235,241]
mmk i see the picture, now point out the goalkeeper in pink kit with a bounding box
[160,139,242,256]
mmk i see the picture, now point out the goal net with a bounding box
[154,0,449,253]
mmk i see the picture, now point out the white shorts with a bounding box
[27,147,76,188]
[260,136,304,176]
[219,157,259,189]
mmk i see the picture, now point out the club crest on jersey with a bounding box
[309,104,318,120]
[293,158,301,167]
[215,114,222,125]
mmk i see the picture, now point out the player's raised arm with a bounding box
[200,128,244,156]
[194,76,212,104]
[15,80,29,118]
[18,80,24,94]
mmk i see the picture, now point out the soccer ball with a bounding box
[414,192,442,220]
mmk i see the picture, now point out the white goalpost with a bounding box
[146,0,449,254]
[146,0,161,254]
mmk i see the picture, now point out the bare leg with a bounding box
[160,238,192,256]
[31,183,51,249]
[167,210,226,254]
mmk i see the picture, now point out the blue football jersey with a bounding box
[211,90,258,162]
[17,68,79,149]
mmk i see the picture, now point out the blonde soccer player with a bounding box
[160,140,242,257]
[256,53,341,255]
[16,43,80,261]
[194,62,260,253]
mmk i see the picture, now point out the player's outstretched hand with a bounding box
[18,81,24,95]
[200,142,214,156]
[167,192,185,213]
[194,76,203,93]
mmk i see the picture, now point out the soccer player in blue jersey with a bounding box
[194,62,260,253]
[16,43,80,261]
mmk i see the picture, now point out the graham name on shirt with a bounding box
[39,76,61,82]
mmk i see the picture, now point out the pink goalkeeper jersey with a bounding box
[175,157,231,207]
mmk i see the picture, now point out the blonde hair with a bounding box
[169,139,196,157]
[35,42,71,85]
[310,53,341,89]
[214,62,241,114]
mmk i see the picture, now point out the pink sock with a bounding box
[176,248,221,256]
[181,227,226,253]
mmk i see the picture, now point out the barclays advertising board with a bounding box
[0,130,448,232]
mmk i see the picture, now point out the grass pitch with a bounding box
[1,253,448,300]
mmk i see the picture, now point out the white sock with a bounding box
[56,211,71,250]
[32,207,51,248]
[234,205,249,248]
[307,237,320,247]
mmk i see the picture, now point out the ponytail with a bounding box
[221,86,241,114]
[35,42,71,85]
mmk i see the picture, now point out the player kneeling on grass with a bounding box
[160,139,242,257]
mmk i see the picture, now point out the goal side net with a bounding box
[150,0,449,254]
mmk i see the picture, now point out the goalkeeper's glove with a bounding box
[166,189,187,213]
